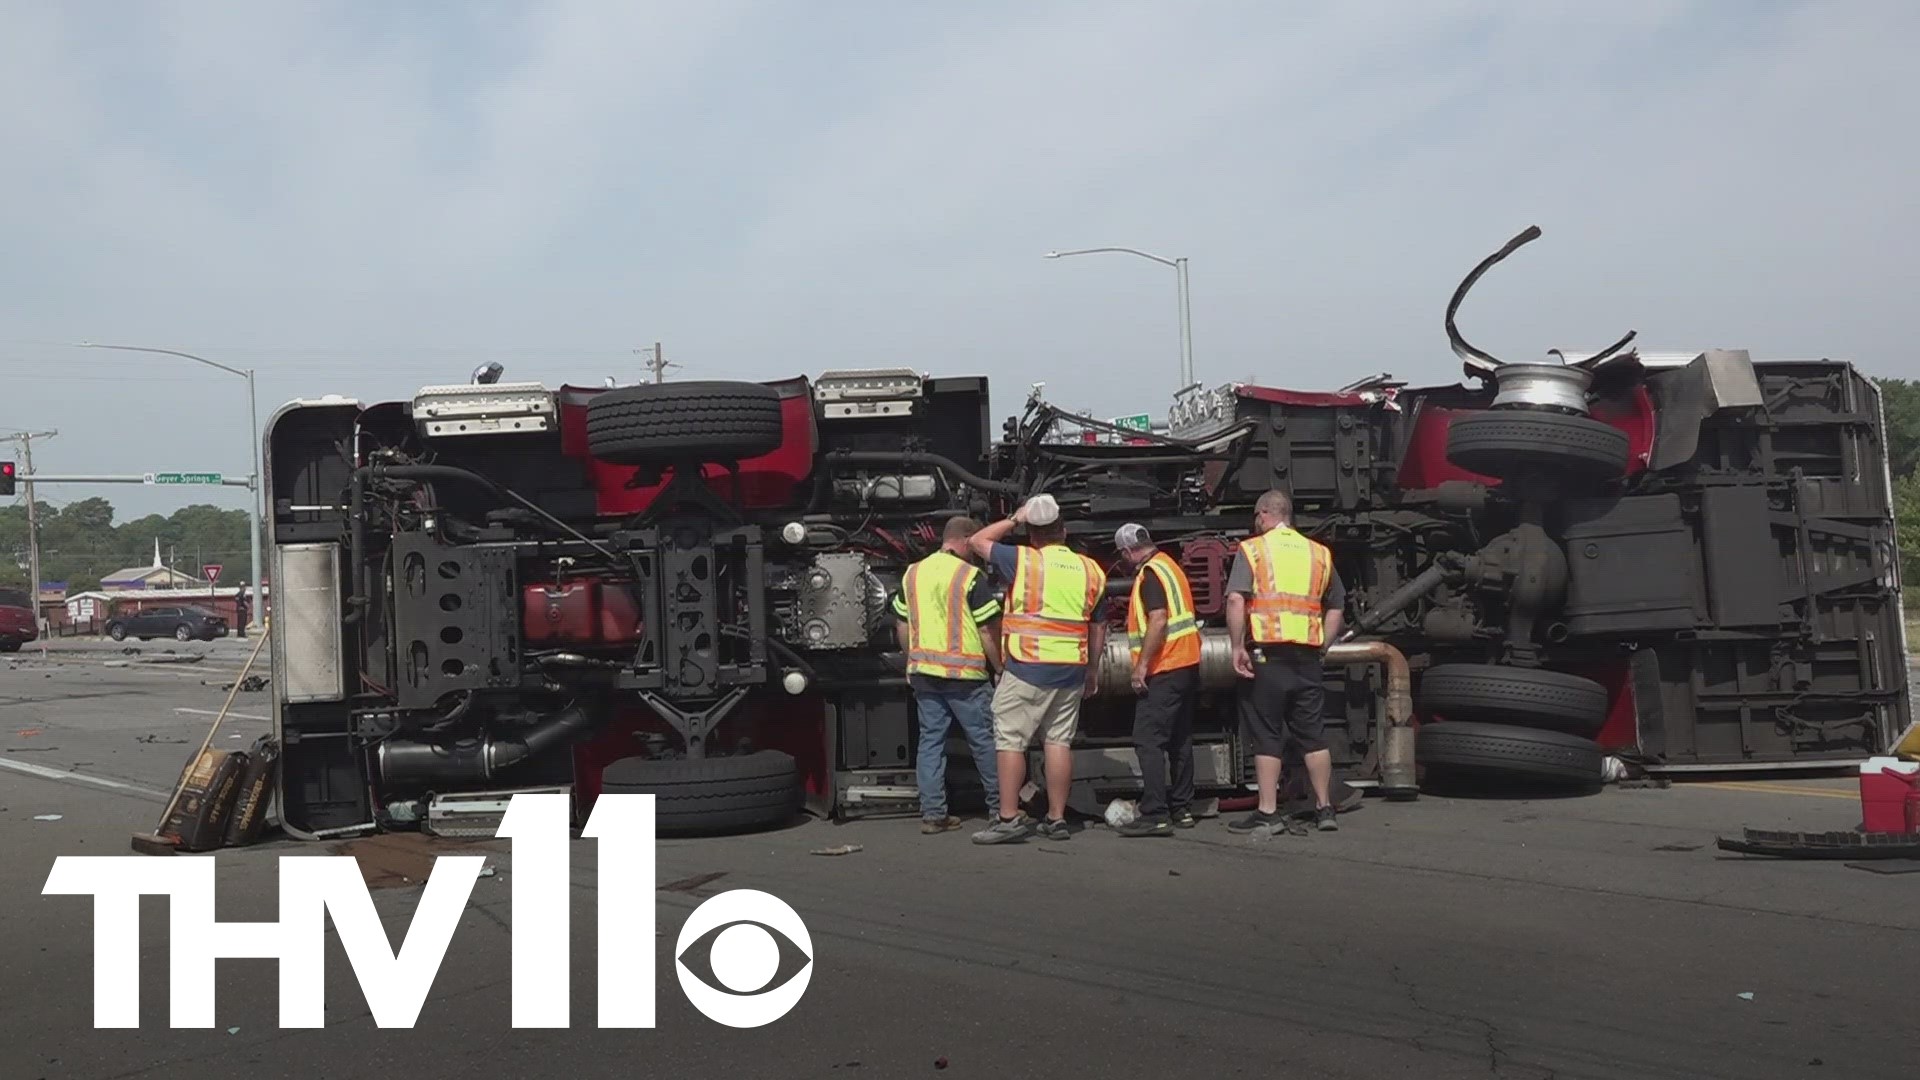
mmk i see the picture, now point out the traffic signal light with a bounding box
[0,461,14,496]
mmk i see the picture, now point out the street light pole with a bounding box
[76,344,264,631]
[1044,246,1195,391]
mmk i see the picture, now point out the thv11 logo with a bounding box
[41,793,813,1029]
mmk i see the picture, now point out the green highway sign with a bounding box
[1113,413,1152,431]
[152,472,223,485]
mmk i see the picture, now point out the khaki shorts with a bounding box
[992,669,1085,751]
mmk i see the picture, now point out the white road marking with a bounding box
[0,757,171,799]
[173,707,271,723]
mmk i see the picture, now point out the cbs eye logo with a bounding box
[674,889,814,1027]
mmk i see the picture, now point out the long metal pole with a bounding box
[246,369,263,630]
[1175,257,1194,389]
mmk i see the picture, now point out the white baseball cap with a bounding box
[1114,523,1152,551]
[1023,493,1061,527]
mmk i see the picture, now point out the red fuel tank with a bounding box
[522,581,642,647]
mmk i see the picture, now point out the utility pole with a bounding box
[636,341,678,384]
[5,430,57,638]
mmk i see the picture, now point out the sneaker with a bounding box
[1171,808,1197,830]
[1116,816,1172,838]
[1226,810,1286,835]
[1037,817,1072,841]
[921,815,963,835]
[1314,805,1339,832]
[971,815,1034,845]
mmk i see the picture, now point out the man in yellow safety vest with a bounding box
[965,493,1107,844]
[1110,523,1203,838]
[892,516,1005,834]
[1225,489,1347,835]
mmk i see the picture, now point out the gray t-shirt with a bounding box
[1225,545,1346,611]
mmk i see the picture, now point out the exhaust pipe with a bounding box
[1095,630,1416,799]
[377,703,602,792]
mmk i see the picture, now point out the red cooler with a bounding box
[1858,758,1920,834]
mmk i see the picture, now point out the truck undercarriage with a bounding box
[266,231,1911,838]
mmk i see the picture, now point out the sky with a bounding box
[2,0,1916,520]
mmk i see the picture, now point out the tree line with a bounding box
[0,497,259,592]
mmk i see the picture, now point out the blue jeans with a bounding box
[914,681,999,821]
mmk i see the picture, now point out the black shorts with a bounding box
[1237,645,1326,757]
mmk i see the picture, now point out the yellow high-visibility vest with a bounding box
[893,551,999,680]
[1239,527,1333,647]
[1127,551,1201,674]
[1002,544,1107,665]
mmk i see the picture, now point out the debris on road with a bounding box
[661,871,729,893]
[215,674,268,693]
[32,814,63,821]
[811,843,863,857]
[135,733,188,744]
[137,654,205,666]
[1737,992,1755,1002]
[15,728,42,738]
[1717,829,1920,860]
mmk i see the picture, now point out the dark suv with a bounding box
[106,605,229,643]
[0,588,36,652]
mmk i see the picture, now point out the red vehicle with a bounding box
[0,588,37,653]
[264,230,1911,839]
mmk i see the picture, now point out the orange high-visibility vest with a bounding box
[1239,527,1333,646]
[894,551,999,680]
[1126,551,1201,675]
[1002,544,1106,665]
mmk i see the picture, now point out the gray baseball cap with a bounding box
[1114,523,1153,551]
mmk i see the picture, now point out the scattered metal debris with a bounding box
[136,734,189,744]
[810,844,863,857]
[1717,829,1920,860]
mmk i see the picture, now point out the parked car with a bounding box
[106,605,229,642]
[0,588,36,652]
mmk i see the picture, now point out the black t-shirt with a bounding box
[1099,565,1170,623]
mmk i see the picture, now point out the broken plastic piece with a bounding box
[810,843,863,856]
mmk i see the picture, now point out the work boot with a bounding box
[921,816,963,835]
[1116,816,1173,838]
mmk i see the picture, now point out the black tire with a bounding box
[174,624,193,642]
[586,381,784,465]
[108,623,127,642]
[0,641,20,653]
[600,749,800,836]
[1417,721,1604,786]
[1446,410,1629,482]
[1418,664,1610,738]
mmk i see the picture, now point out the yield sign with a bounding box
[202,564,224,583]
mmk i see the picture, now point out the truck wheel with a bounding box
[586,381,784,464]
[1417,721,1604,787]
[1418,664,1610,738]
[599,749,801,836]
[0,641,19,653]
[1445,410,1629,482]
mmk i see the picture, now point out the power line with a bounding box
[635,341,678,383]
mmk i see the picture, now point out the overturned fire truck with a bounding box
[266,229,1910,837]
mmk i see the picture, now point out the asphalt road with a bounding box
[2,642,1916,1080]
